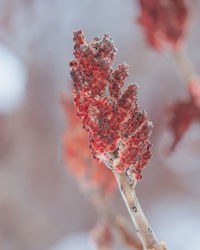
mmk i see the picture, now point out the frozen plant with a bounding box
[69,30,166,250]
[62,95,141,249]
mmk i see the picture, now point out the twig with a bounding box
[115,216,142,250]
[87,188,142,249]
[172,50,200,84]
[114,172,166,250]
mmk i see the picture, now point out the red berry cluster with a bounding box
[70,30,152,180]
[167,80,200,151]
[62,95,116,194]
[137,0,188,50]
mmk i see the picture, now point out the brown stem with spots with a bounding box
[88,189,142,249]
[114,172,166,250]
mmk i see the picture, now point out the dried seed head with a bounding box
[70,31,152,180]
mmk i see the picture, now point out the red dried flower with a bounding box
[167,80,200,151]
[137,0,189,50]
[69,30,152,181]
[62,95,116,194]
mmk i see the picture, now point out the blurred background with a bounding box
[0,0,200,249]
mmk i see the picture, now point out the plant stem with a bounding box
[114,171,166,250]
[88,188,142,249]
[172,50,199,84]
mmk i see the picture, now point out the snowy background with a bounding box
[0,0,200,249]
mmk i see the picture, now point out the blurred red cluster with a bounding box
[138,0,188,50]
[168,80,200,151]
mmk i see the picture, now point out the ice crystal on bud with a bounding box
[70,30,152,180]
[137,0,189,50]
[167,80,200,151]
